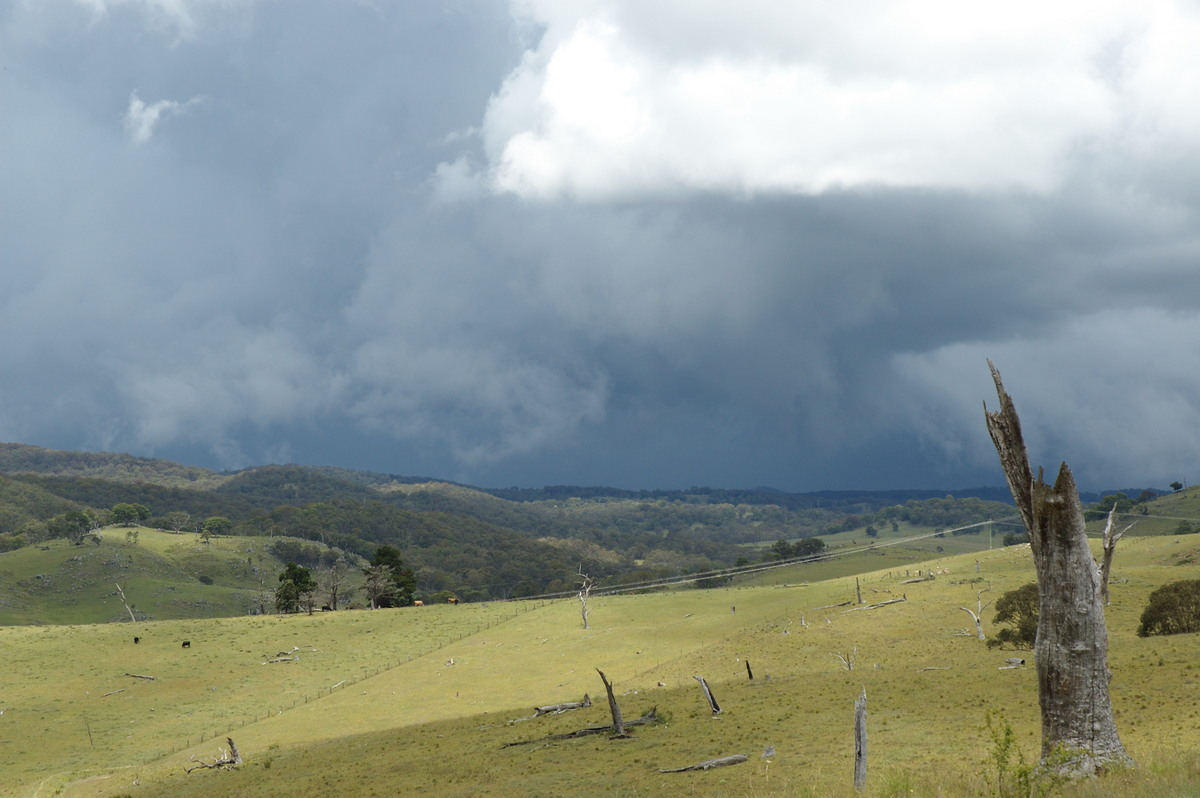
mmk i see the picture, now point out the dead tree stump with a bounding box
[984,361,1132,776]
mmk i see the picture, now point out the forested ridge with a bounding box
[0,441,1027,601]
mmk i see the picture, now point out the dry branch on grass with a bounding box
[535,694,591,716]
[830,646,857,672]
[659,754,748,773]
[500,707,659,748]
[842,597,907,613]
[124,673,156,680]
[185,737,242,773]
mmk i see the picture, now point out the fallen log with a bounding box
[500,707,659,748]
[185,737,242,773]
[659,754,748,773]
[534,694,592,716]
[124,673,157,681]
[842,597,907,613]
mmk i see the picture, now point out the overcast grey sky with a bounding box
[4,0,1200,491]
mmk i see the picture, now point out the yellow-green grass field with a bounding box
[0,528,312,625]
[7,533,1200,797]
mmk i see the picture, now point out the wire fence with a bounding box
[144,599,546,764]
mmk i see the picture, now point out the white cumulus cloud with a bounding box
[460,0,1200,200]
[123,91,201,144]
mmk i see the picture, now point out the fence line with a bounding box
[144,601,541,765]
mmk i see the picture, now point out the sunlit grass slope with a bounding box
[0,528,305,625]
[9,532,1200,797]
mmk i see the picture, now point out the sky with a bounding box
[3,0,1200,492]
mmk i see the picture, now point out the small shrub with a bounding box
[988,583,1038,650]
[982,710,1065,798]
[1138,579,1200,637]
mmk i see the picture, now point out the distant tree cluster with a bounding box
[1083,490,1159,521]
[765,537,826,562]
[275,562,318,613]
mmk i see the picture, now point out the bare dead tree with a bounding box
[186,737,242,772]
[322,557,354,611]
[960,585,992,641]
[984,361,1132,776]
[830,646,857,672]
[113,582,137,623]
[1100,508,1134,606]
[578,566,594,630]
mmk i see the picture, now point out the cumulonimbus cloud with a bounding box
[462,0,1200,200]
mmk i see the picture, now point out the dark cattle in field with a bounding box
[182,640,191,648]
[134,636,140,644]
[321,605,332,612]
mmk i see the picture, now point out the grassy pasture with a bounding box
[7,533,1200,797]
[0,528,305,625]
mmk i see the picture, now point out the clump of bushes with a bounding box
[987,582,1038,650]
[1138,579,1200,637]
[198,574,214,585]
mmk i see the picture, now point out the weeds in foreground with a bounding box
[982,709,1068,798]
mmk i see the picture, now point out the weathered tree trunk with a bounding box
[984,362,1132,775]
[596,669,625,736]
[114,582,137,623]
[1100,508,1132,607]
[854,687,867,792]
[693,675,722,714]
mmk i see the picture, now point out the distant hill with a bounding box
[18,440,1175,611]
[0,442,227,489]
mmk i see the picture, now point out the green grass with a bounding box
[0,528,304,625]
[7,534,1200,797]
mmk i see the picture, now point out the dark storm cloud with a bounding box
[4,1,1200,491]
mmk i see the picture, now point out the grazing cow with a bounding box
[133,636,140,644]
[321,605,332,612]
[413,600,424,607]
[447,597,459,605]
[181,640,191,648]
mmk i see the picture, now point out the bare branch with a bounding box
[659,754,748,773]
